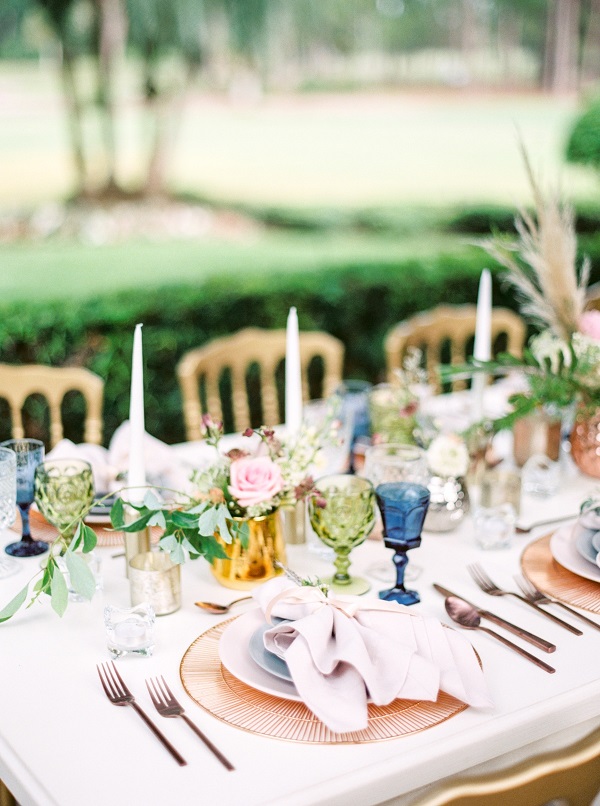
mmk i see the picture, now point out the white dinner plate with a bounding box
[219,609,302,701]
[550,525,600,583]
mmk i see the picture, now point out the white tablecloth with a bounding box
[1,448,600,806]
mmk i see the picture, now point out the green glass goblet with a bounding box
[34,459,95,548]
[308,474,376,595]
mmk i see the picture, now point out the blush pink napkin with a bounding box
[252,578,493,734]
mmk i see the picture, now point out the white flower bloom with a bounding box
[530,331,572,373]
[426,435,469,478]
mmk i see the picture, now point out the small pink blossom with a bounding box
[228,456,284,508]
[578,310,600,342]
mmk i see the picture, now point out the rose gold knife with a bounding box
[433,584,556,653]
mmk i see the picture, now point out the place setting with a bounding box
[520,498,600,616]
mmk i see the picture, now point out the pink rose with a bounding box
[579,310,600,342]
[228,456,284,508]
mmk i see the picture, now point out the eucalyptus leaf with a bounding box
[143,490,163,510]
[170,510,199,528]
[50,570,69,617]
[235,519,250,549]
[82,524,98,553]
[64,552,96,601]
[148,510,167,529]
[197,506,221,535]
[70,522,83,552]
[0,585,29,623]
[110,497,125,528]
[215,506,234,543]
[158,533,179,553]
[186,501,210,515]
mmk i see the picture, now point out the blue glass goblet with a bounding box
[375,481,430,605]
[2,439,48,557]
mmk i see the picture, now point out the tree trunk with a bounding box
[543,0,581,93]
[59,47,87,196]
[95,0,127,190]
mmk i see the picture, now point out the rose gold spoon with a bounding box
[194,596,253,614]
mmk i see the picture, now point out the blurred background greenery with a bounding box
[2,0,600,444]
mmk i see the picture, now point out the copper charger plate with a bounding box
[179,617,471,745]
[521,532,600,614]
[20,509,161,549]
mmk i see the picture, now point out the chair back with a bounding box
[409,723,600,806]
[177,327,344,439]
[0,364,104,447]
[385,304,526,393]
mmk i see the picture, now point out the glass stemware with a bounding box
[308,473,376,596]
[0,447,19,577]
[34,458,98,602]
[375,482,430,605]
[362,443,430,583]
[1,438,47,557]
[34,458,95,545]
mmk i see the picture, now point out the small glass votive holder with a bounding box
[480,468,522,516]
[521,454,560,497]
[472,503,516,550]
[129,551,181,615]
[104,603,155,659]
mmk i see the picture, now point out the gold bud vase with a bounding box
[210,510,286,590]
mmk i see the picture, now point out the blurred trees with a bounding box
[2,0,600,199]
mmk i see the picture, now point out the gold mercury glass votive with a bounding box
[129,551,181,615]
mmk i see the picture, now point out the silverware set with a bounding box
[435,563,600,672]
[97,662,234,770]
[467,564,583,635]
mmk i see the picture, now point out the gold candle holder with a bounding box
[279,500,306,545]
[129,551,181,615]
[124,505,151,578]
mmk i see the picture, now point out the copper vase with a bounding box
[570,407,600,479]
[512,412,561,468]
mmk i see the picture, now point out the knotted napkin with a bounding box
[252,577,493,733]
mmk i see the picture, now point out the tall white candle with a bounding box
[128,323,146,502]
[285,307,303,435]
[472,269,492,422]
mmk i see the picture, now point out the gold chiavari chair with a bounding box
[0,364,104,447]
[177,328,344,439]
[385,305,526,394]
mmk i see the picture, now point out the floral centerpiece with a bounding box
[0,409,337,621]
[442,146,600,474]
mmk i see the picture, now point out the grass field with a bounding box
[1,61,599,305]
[0,229,469,303]
[1,61,597,209]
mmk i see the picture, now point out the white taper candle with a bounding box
[128,323,146,502]
[285,307,303,435]
[472,269,492,422]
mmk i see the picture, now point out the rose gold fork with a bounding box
[97,662,187,766]
[514,575,600,632]
[146,676,234,771]
[467,564,583,636]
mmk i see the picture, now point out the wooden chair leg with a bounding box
[0,779,16,806]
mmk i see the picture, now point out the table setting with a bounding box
[2,165,600,806]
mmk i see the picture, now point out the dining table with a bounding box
[1,430,600,806]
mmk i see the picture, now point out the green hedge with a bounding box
[3,236,600,447]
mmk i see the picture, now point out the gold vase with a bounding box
[570,406,600,479]
[210,510,286,590]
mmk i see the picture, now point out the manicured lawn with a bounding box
[0,61,597,210]
[0,230,469,303]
